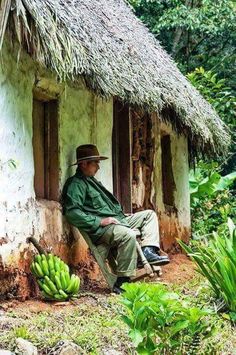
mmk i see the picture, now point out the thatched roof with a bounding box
[1,0,230,157]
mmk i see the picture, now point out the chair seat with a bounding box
[70,226,162,290]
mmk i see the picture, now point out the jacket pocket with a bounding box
[89,190,106,209]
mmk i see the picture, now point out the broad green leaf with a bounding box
[129,329,144,347]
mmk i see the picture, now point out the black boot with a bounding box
[141,246,170,266]
[112,276,130,294]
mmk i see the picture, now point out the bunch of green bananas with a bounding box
[30,253,80,301]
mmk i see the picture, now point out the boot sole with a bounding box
[137,259,170,268]
[149,259,170,266]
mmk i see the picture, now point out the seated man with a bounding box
[61,144,170,294]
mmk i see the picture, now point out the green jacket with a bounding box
[61,168,130,242]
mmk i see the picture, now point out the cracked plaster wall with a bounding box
[0,40,113,297]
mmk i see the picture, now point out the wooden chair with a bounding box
[71,226,162,290]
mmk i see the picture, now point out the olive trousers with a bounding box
[95,209,160,277]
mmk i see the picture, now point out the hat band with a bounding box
[77,155,105,162]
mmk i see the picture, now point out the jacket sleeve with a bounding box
[64,180,101,233]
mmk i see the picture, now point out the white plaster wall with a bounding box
[0,41,36,265]
[152,118,190,228]
[171,134,190,226]
[60,88,113,192]
[0,46,35,206]
[0,39,113,268]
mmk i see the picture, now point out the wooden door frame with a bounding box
[112,100,133,213]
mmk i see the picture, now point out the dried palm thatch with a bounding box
[1,0,230,157]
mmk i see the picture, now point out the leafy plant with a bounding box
[120,282,212,354]
[13,326,30,340]
[189,164,236,204]
[179,218,236,318]
[187,68,236,126]
[187,67,236,173]
[189,162,236,238]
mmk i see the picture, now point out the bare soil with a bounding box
[161,253,196,284]
[0,253,195,314]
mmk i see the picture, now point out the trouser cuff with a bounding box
[141,242,160,248]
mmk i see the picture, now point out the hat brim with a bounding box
[69,156,108,166]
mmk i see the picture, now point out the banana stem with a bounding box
[27,237,47,255]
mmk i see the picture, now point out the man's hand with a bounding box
[100,217,119,227]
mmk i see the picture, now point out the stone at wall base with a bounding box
[50,340,85,355]
[15,338,38,355]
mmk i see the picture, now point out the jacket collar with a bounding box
[75,167,87,179]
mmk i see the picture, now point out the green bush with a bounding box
[179,218,236,318]
[120,283,212,354]
[189,162,236,238]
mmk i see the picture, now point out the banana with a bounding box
[70,276,80,294]
[64,264,70,273]
[66,275,77,294]
[37,279,45,290]
[53,293,65,300]
[59,289,68,299]
[35,262,44,278]
[46,253,53,261]
[72,277,79,294]
[73,276,80,294]
[41,282,54,296]
[55,275,62,290]
[54,256,60,264]
[64,271,70,287]
[32,253,76,301]
[34,254,42,267]
[41,259,49,276]
[59,259,64,268]
[50,269,56,282]
[44,276,58,294]
[30,262,39,277]
[55,260,61,273]
[41,290,54,300]
[48,256,55,272]
[60,271,67,289]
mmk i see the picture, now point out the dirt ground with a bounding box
[1,255,235,355]
[0,254,195,313]
[161,253,196,284]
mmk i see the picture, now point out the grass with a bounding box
[0,278,236,354]
[0,295,132,354]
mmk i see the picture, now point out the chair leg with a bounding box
[131,240,162,281]
[135,241,154,276]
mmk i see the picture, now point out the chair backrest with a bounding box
[70,226,117,289]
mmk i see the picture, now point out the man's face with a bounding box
[79,160,100,177]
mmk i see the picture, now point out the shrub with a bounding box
[120,282,212,354]
[189,162,236,239]
[179,218,236,318]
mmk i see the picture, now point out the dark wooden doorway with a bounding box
[112,100,132,213]
[32,98,59,201]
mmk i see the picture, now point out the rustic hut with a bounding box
[0,0,229,298]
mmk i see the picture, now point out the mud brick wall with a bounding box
[131,110,190,251]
